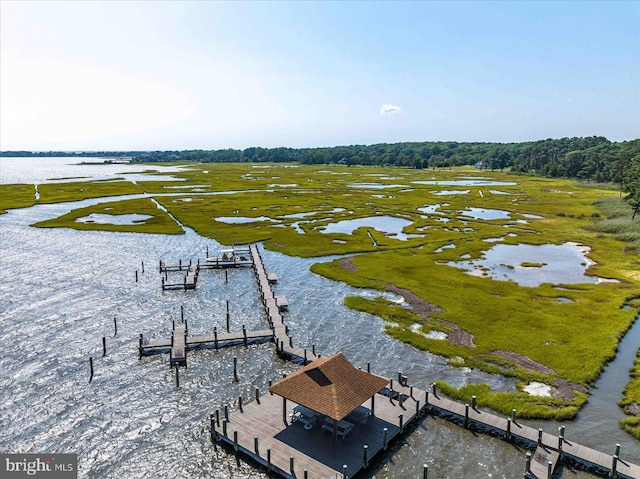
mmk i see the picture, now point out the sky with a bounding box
[1,1,638,151]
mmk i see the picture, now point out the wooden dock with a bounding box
[161,262,199,290]
[215,382,427,479]
[250,245,319,365]
[140,324,274,359]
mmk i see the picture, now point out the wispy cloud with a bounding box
[380,104,402,116]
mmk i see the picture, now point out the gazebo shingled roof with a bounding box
[268,352,389,421]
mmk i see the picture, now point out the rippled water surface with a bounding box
[1,158,637,479]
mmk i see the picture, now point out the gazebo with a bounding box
[268,352,389,444]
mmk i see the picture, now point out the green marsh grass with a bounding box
[619,347,640,439]
[0,184,37,213]
[33,198,184,235]
[5,162,639,419]
[37,179,143,203]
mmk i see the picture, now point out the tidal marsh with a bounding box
[3,162,639,425]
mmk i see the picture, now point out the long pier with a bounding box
[250,245,319,365]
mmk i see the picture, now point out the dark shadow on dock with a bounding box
[274,415,398,473]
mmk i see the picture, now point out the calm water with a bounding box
[1,158,637,478]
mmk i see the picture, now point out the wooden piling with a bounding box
[238,396,243,413]
[210,414,215,443]
[423,464,428,479]
[226,300,230,332]
[114,317,118,337]
[290,457,295,474]
[181,305,184,322]
[525,451,531,474]
[363,444,368,467]
[89,357,94,382]
[102,336,107,356]
[242,325,247,346]
[612,454,618,478]
[254,436,259,455]
[383,427,388,449]
[465,404,469,427]
[233,430,238,453]
[214,327,218,349]
[506,418,512,441]
[175,364,180,388]
[138,334,143,359]
[471,395,477,409]
[135,270,138,282]
[141,260,144,273]
[233,357,238,382]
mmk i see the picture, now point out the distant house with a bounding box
[475,161,490,169]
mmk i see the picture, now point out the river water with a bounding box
[0,158,637,478]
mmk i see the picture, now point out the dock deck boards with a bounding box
[141,329,274,354]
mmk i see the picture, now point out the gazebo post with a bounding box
[282,397,287,424]
[332,418,337,446]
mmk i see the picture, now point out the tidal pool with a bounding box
[413,180,518,186]
[418,204,447,215]
[319,215,418,240]
[215,216,273,224]
[347,183,408,189]
[448,242,605,287]
[431,190,470,196]
[76,213,152,225]
[458,207,511,220]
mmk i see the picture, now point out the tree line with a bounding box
[2,137,639,215]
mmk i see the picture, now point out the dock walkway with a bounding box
[140,326,273,359]
[250,245,319,365]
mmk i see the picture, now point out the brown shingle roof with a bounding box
[268,352,389,421]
